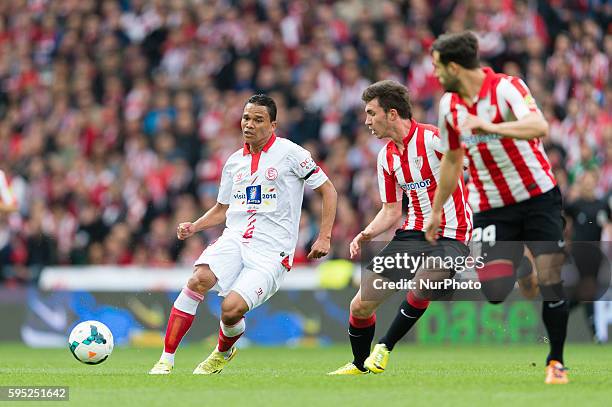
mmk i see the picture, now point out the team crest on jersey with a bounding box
[413,156,423,171]
[265,167,278,180]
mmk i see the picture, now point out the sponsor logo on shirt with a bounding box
[399,179,431,191]
[462,133,501,147]
[246,185,262,204]
[300,157,316,171]
[230,185,278,212]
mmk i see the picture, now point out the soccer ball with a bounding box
[68,321,114,365]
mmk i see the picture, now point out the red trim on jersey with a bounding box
[478,67,496,100]
[281,255,292,271]
[250,153,261,175]
[243,133,277,174]
[242,133,277,156]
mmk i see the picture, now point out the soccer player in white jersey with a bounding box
[328,80,472,375]
[149,94,337,375]
[426,31,569,384]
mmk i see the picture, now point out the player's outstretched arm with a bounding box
[425,148,464,243]
[176,202,229,240]
[308,180,337,259]
[350,201,402,259]
[461,111,548,140]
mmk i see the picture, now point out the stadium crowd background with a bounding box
[0,0,610,284]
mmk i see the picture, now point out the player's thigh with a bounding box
[472,207,523,266]
[523,187,565,257]
[194,232,243,293]
[230,252,285,311]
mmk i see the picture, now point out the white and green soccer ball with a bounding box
[68,321,114,365]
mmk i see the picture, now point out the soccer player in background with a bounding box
[149,94,337,375]
[328,80,472,375]
[426,32,569,384]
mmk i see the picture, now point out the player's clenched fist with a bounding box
[177,222,195,240]
[307,237,331,259]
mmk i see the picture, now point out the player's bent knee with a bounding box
[187,265,217,293]
[350,295,377,318]
[221,296,249,325]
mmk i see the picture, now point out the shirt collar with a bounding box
[388,119,417,156]
[403,119,418,144]
[243,133,277,156]
[477,67,495,100]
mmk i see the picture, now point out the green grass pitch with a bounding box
[0,343,610,406]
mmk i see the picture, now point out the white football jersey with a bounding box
[217,134,328,260]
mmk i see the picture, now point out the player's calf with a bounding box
[476,261,516,303]
[149,266,216,374]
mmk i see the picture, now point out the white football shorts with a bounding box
[194,230,288,310]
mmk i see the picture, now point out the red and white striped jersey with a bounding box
[377,120,472,243]
[438,67,556,213]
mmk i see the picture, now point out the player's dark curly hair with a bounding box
[431,31,480,69]
[246,94,277,121]
[361,80,412,119]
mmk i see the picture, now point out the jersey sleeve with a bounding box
[377,148,401,203]
[216,161,233,204]
[498,76,540,120]
[429,129,445,160]
[289,145,328,189]
[438,93,462,152]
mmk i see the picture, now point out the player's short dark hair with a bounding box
[246,94,277,121]
[431,31,480,69]
[361,80,412,119]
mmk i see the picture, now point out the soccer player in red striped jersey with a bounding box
[329,80,472,375]
[426,31,569,384]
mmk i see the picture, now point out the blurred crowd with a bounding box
[0,0,610,284]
